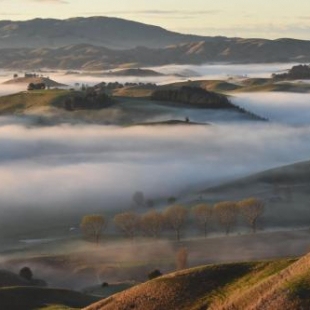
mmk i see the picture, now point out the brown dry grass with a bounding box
[0,89,69,114]
[83,251,310,310]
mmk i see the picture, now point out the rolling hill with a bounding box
[3,76,66,87]
[83,252,310,310]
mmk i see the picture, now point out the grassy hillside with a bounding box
[0,89,69,114]
[0,286,99,310]
[0,89,113,115]
[3,77,66,87]
[84,254,310,310]
[163,78,310,94]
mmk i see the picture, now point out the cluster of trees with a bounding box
[272,64,310,80]
[27,82,46,91]
[131,191,176,209]
[63,87,114,111]
[151,86,232,109]
[90,81,156,93]
[80,198,264,243]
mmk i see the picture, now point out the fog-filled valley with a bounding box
[1,62,310,309]
[0,63,310,237]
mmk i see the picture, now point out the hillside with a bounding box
[84,253,310,310]
[0,286,99,310]
[2,76,66,87]
[158,78,310,94]
[1,39,310,70]
[0,270,37,287]
[0,17,207,50]
[198,159,310,227]
[204,159,310,194]
[151,86,234,109]
[0,89,114,114]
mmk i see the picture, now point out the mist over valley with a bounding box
[0,12,310,310]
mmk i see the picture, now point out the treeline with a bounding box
[80,197,264,243]
[93,81,157,92]
[272,64,310,80]
[151,86,232,109]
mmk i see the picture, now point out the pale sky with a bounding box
[1,0,310,39]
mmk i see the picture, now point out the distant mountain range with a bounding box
[0,16,208,50]
[1,17,310,69]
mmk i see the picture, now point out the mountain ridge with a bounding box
[1,39,310,70]
[1,17,310,69]
[0,16,210,50]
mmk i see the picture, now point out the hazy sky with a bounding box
[1,0,310,39]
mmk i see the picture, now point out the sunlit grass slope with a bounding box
[84,255,310,310]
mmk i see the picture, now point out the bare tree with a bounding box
[238,198,264,233]
[80,214,107,244]
[140,210,164,238]
[214,201,238,235]
[164,205,188,241]
[113,211,140,240]
[192,203,213,238]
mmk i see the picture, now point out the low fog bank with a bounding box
[0,63,297,93]
[232,92,310,124]
[151,63,297,81]
[2,229,310,290]
[0,121,310,211]
[1,239,177,289]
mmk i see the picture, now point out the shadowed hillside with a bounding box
[0,286,99,310]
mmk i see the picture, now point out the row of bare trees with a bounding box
[80,197,264,243]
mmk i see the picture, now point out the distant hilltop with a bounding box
[0,16,207,50]
[3,73,66,87]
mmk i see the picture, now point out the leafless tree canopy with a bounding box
[80,214,107,244]
[238,198,265,233]
[114,211,140,239]
[140,210,164,238]
[214,201,238,235]
[164,204,188,241]
[192,203,213,237]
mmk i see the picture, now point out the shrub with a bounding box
[19,266,33,281]
[148,269,162,280]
